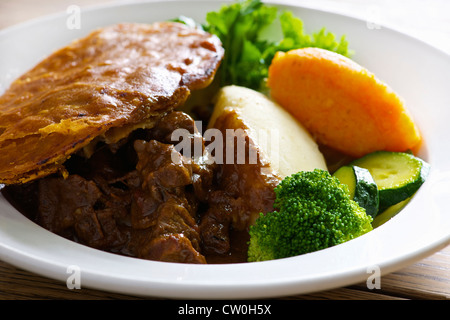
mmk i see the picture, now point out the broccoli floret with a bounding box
[247,169,373,262]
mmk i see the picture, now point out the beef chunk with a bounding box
[37,174,127,249]
[72,207,126,249]
[131,197,205,264]
[134,139,193,191]
[37,175,102,234]
[138,234,206,264]
[198,190,232,255]
[148,111,199,145]
[130,139,205,263]
[148,111,216,202]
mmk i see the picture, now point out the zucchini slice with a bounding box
[372,197,412,228]
[333,165,379,217]
[351,151,430,210]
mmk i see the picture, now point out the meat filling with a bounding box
[4,111,221,264]
[3,110,261,263]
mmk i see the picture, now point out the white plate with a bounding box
[1,0,450,299]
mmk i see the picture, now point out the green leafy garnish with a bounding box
[203,0,277,89]
[198,0,351,90]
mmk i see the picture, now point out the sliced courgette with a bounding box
[333,165,379,217]
[333,166,356,198]
[351,151,430,210]
[372,197,412,228]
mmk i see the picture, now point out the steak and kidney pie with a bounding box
[0,22,223,185]
[0,22,225,264]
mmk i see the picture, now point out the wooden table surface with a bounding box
[0,0,449,301]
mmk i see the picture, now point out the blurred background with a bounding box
[1,0,449,54]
